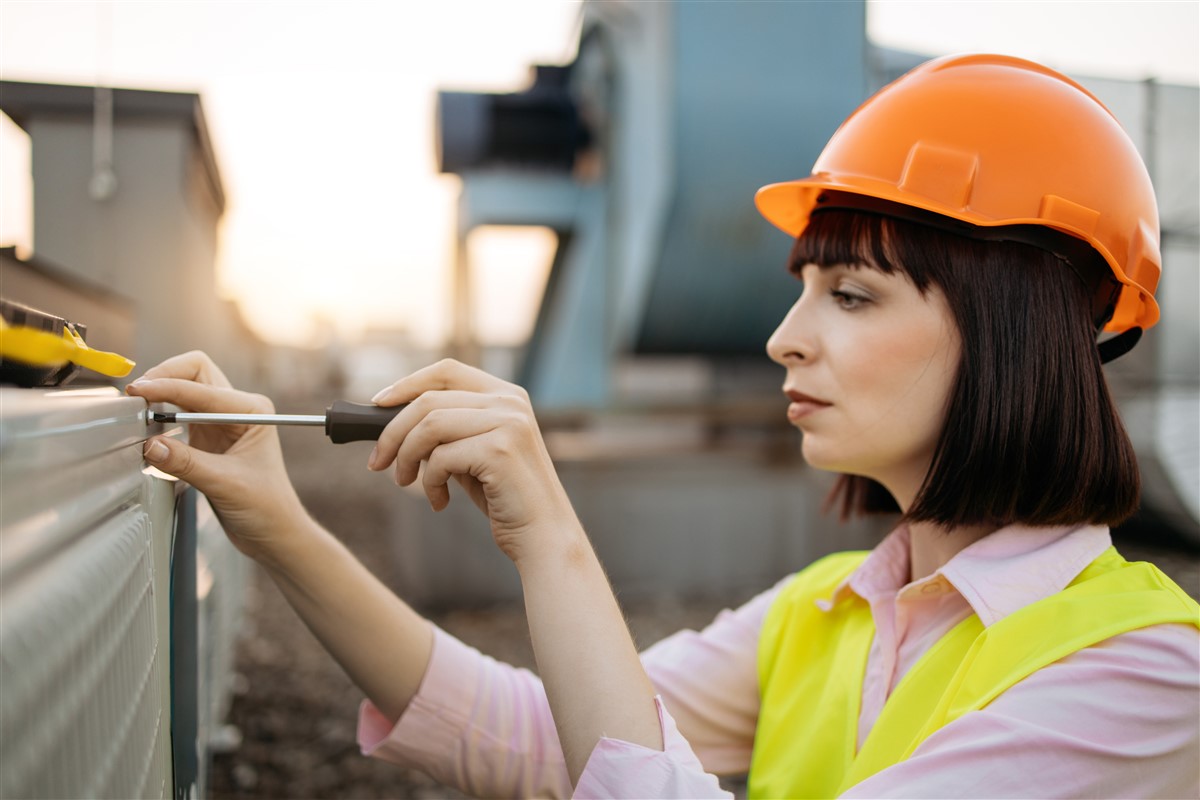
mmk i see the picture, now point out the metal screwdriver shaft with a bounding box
[153,412,326,427]
[150,400,405,443]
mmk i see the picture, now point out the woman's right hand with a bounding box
[125,350,306,562]
[131,352,438,724]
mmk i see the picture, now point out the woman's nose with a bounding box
[766,294,815,366]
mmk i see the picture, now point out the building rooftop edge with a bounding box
[0,79,227,214]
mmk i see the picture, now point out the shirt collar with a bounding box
[817,523,1113,626]
[939,523,1112,626]
[817,526,912,611]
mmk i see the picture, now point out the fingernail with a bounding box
[144,440,169,463]
[368,446,379,470]
[370,388,388,404]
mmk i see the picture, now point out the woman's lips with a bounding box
[785,390,831,421]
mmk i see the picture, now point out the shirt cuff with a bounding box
[572,696,731,799]
[356,625,481,768]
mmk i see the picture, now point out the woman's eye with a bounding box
[831,289,869,310]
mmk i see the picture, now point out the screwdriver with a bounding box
[149,400,405,444]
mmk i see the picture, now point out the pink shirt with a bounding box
[358,524,1200,798]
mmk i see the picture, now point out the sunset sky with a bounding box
[2,1,1196,347]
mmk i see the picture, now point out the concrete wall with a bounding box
[26,114,232,376]
[3,82,268,390]
[388,441,889,608]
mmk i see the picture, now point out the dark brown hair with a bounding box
[791,207,1140,529]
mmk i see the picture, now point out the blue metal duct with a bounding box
[437,1,869,405]
[634,1,868,355]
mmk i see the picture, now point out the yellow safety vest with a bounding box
[748,546,1200,799]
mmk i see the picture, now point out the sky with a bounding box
[1,0,1197,348]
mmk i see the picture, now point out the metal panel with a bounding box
[0,387,247,797]
[0,507,171,799]
[0,388,176,799]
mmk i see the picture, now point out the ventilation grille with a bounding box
[0,507,170,799]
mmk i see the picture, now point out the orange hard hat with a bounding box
[755,53,1161,337]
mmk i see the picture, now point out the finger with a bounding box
[452,473,490,516]
[371,358,525,407]
[127,378,272,415]
[129,350,233,388]
[372,391,505,473]
[142,435,226,488]
[422,437,486,512]
[387,407,501,486]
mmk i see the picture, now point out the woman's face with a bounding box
[766,262,960,508]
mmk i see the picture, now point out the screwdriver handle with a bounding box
[324,400,406,443]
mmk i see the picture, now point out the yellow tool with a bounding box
[0,317,135,378]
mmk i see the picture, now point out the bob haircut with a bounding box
[790,206,1140,529]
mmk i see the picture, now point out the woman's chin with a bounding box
[799,438,844,473]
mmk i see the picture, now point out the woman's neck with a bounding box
[906,520,997,582]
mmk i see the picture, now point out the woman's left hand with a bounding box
[368,358,578,568]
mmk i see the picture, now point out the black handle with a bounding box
[324,400,406,443]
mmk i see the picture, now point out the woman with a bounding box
[128,55,1199,798]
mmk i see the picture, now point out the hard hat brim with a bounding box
[755,176,1160,333]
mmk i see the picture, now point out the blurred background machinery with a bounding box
[421,0,1199,610]
[439,2,871,402]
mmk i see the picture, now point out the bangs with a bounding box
[789,210,938,293]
